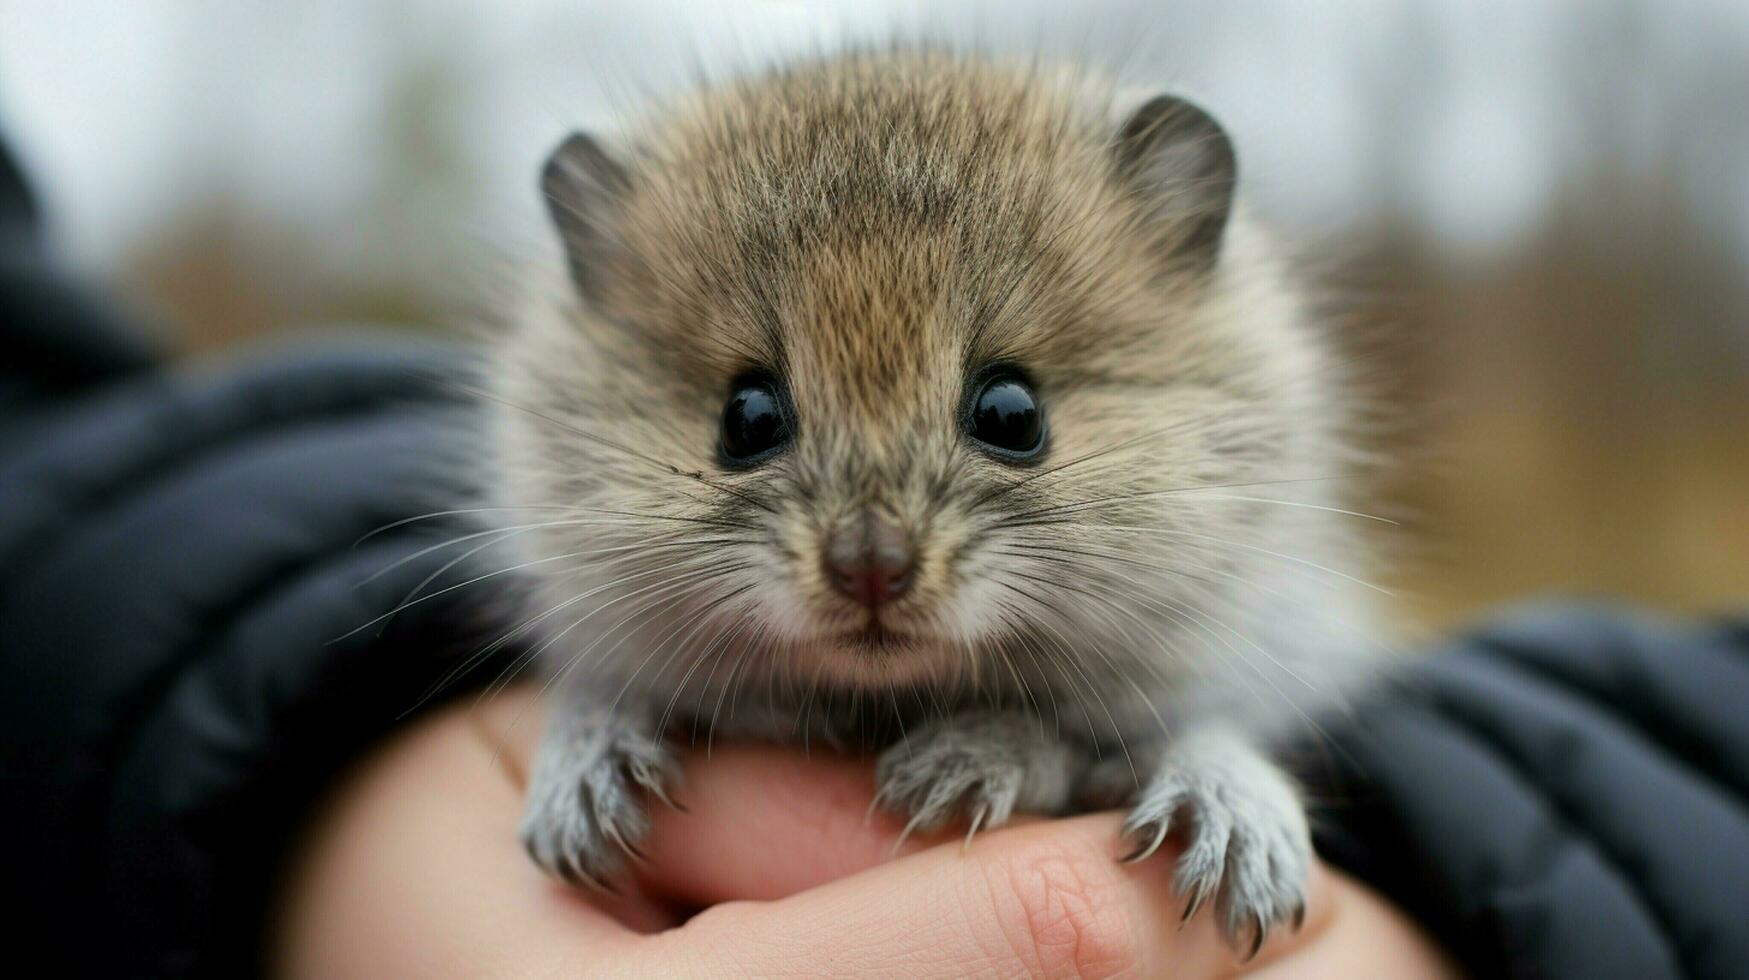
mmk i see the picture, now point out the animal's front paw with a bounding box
[519,726,680,889]
[1119,738,1310,959]
[874,714,1076,841]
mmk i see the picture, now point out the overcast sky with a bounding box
[1,0,1745,285]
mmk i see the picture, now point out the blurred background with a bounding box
[0,0,1744,630]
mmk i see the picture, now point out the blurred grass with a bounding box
[1355,197,1749,627]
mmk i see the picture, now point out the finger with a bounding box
[648,813,1335,979]
[636,742,960,903]
[1243,867,1457,978]
[277,699,664,978]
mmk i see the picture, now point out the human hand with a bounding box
[275,689,1456,977]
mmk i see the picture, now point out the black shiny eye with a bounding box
[720,379,791,465]
[968,374,1044,458]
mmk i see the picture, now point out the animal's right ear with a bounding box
[541,132,632,303]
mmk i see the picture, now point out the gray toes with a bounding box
[874,714,1079,842]
[875,736,1025,839]
[874,715,1079,841]
[1120,754,1310,956]
[520,729,679,888]
[1213,811,1311,957]
[1117,773,1190,864]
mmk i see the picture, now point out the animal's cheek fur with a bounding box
[929,534,1028,646]
[908,516,971,606]
[737,553,819,645]
[771,507,838,612]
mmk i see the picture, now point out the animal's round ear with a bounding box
[1112,95,1237,274]
[541,132,632,302]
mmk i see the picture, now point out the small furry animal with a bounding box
[487,49,1382,955]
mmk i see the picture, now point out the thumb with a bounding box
[646,814,1334,978]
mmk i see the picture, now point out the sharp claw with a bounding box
[1178,885,1209,926]
[1242,914,1266,963]
[552,846,583,887]
[601,823,648,864]
[962,805,988,853]
[578,859,619,895]
[1120,823,1169,865]
[601,823,629,854]
[565,853,617,895]
[892,809,929,857]
[864,791,886,828]
[647,781,687,813]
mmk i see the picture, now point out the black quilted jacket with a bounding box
[2,136,1746,978]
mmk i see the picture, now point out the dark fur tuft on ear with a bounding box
[1113,96,1237,273]
[542,132,632,302]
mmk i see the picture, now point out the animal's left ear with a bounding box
[1113,95,1237,274]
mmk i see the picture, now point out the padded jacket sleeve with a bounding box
[1299,603,1749,980]
[0,132,156,427]
[0,135,501,976]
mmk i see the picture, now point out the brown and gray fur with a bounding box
[486,48,1383,954]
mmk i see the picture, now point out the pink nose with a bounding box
[823,514,915,609]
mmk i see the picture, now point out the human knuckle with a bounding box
[983,838,1140,979]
